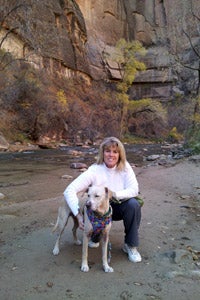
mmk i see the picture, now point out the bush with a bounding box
[185,127,200,154]
[168,127,183,143]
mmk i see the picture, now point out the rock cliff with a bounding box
[1,0,199,100]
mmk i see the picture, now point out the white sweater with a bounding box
[63,162,139,216]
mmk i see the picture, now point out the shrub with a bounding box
[168,127,183,143]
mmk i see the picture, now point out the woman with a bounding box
[64,136,142,263]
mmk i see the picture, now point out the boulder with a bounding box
[0,134,9,151]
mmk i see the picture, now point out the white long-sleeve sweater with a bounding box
[63,161,139,216]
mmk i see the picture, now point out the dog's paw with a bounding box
[53,246,59,256]
[74,239,82,246]
[81,265,89,272]
[103,265,114,273]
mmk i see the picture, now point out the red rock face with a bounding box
[1,0,199,97]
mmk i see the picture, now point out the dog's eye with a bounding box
[95,194,100,198]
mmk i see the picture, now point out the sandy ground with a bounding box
[0,155,200,300]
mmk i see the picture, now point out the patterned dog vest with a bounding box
[86,206,112,243]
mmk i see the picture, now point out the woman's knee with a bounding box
[125,198,141,227]
[126,198,141,211]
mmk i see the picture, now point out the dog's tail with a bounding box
[52,216,59,233]
[52,205,70,233]
[52,205,64,233]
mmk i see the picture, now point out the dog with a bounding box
[52,185,113,272]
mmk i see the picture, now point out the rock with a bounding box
[68,150,83,156]
[1,0,199,99]
[166,270,200,280]
[173,249,191,264]
[0,193,5,200]
[0,134,9,151]
[155,249,192,264]
[172,86,184,96]
[180,195,191,200]
[61,175,73,179]
[78,168,87,172]
[46,282,53,288]
[70,162,88,169]
[189,155,200,163]
[171,147,192,159]
[146,154,160,161]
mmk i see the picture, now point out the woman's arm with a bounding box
[63,166,94,216]
[114,162,139,200]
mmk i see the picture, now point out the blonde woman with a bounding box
[64,137,142,262]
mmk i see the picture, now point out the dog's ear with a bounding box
[80,185,91,196]
[85,184,92,194]
[105,187,113,199]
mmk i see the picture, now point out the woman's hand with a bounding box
[76,213,84,230]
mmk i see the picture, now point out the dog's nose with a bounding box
[86,200,91,208]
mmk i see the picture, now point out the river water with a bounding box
[0,143,171,165]
[0,144,172,204]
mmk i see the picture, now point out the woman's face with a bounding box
[103,145,119,168]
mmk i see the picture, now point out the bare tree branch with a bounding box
[191,2,200,22]
[182,29,200,58]
[0,26,19,48]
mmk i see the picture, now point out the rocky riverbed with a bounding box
[0,146,200,300]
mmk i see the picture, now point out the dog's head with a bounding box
[86,186,112,216]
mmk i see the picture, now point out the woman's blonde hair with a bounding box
[96,137,127,171]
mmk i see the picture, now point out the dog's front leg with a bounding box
[81,207,91,272]
[102,230,114,273]
[81,234,90,272]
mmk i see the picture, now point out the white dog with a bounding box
[52,185,113,272]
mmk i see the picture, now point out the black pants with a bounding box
[111,198,141,247]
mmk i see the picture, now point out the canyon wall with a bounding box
[1,0,199,100]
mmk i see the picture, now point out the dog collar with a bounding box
[93,206,112,218]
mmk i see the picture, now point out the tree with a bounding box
[172,3,200,132]
[102,38,146,138]
[172,3,200,151]
[174,3,200,95]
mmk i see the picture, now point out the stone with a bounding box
[61,175,73,179]
[0,193,5,200]
[0,134,9,151]
[146,154,160,161]
[70,162,88,169]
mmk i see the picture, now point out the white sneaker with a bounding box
[88,240,100,248]
[123,243,142,262]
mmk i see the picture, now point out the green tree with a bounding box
[103,38,146,138]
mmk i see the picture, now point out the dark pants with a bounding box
[111,198,141,247]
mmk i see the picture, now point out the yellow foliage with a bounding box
[117,92,129,104]
[194,113,200,124]
[110,39,147,137]
[20,103,32,109]
[168,127,183,142]
[115,39,146,93]
[56,89,68,111]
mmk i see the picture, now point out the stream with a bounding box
[0,143,173,204]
